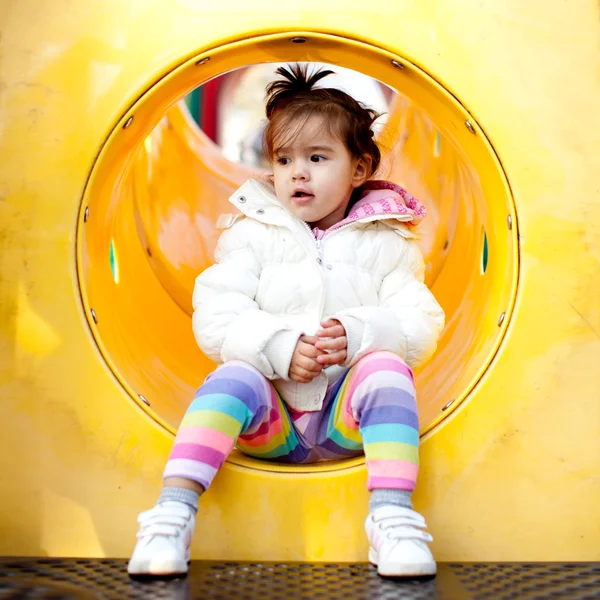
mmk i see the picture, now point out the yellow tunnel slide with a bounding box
[0,0,599,561]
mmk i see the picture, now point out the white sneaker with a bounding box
[127,501,195,576]
[365,505,437,577]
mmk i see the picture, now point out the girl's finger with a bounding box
[316,350,347,366]
[293,368,316,381]
[298,355,323,373]
[315,336,347,351]
[317,325,345,338]
[299,341,324,359]
[320,318,338,328]
[289,365,316,381]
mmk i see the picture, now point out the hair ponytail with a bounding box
[265,64,334,118]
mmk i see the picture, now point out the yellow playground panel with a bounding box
[0,0,599,561]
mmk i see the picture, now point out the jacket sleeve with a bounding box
[192,219,302,380]
[331,236,445,370]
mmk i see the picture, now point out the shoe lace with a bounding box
[136,504,192,539]
[374,512,433,543]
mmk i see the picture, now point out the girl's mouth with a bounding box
[292,191,314,202]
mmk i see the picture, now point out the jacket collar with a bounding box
[227,178,425,237]
[346,180,426,226]
[226,178,305,235]
[227,178,283,213]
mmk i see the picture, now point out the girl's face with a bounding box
[271,115,368,230]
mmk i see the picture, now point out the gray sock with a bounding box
[158,487,201,514]
[369,488,413,512]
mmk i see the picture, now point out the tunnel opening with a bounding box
[77,33,517,473]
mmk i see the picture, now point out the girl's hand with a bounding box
[289,335,324,383]
[315,319,348,366]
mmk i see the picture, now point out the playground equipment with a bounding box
[0,0,598,562]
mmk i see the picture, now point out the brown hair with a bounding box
[263,64,382,179]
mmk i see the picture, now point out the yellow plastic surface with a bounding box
[1,0,599,561]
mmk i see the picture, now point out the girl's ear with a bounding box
[351,157,370,188]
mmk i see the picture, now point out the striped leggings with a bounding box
[164,351,420,492]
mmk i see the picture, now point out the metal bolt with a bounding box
[256,209,264,215]
[238,196,246,203]
[442,399,455,411]
[498,312,506,327]
[84,206,89,222]
[123,116,133,129]
[443,239,449,251]
[146,247,152,257]
[90,308,98,324]
[507,215,513,230]
[291,37,307,43]
[465,120,476,134]
[138,394,150,407]
[195,57,210,66]
[391,60,405,70]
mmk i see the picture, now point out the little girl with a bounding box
[128,64,445,578]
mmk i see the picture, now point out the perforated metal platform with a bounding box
[0,559,599,599]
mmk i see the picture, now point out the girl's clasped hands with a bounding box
[288,319,348,383]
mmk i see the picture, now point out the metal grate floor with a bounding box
[0,559,599,599]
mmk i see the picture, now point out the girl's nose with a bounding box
[292,161,309,181]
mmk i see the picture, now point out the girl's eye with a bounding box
[310,155,326,163]
[276,157,291,166]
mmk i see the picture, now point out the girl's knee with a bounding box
[354,351,413,379]
[347,352,417,417]
[203,360,267,386]
[355,350,406,363]
[215,360,265,376]
[196,361,272,414]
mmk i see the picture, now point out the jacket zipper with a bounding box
[315,238,323,264]
[261,194,325,259]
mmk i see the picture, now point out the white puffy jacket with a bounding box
[192,178,445,411]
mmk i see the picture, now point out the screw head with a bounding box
[90,308,98,324]
[123,116,133,129]
[291,37,307,43]
[391,60,405,70]
[507,215,513,230]
[195,57,210,66]
[465,120,476,134]
[238,196,246,203]
[498,312,506,326]
[442,399,455,411]
[138,394,150,406]
[84,206,89,223]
